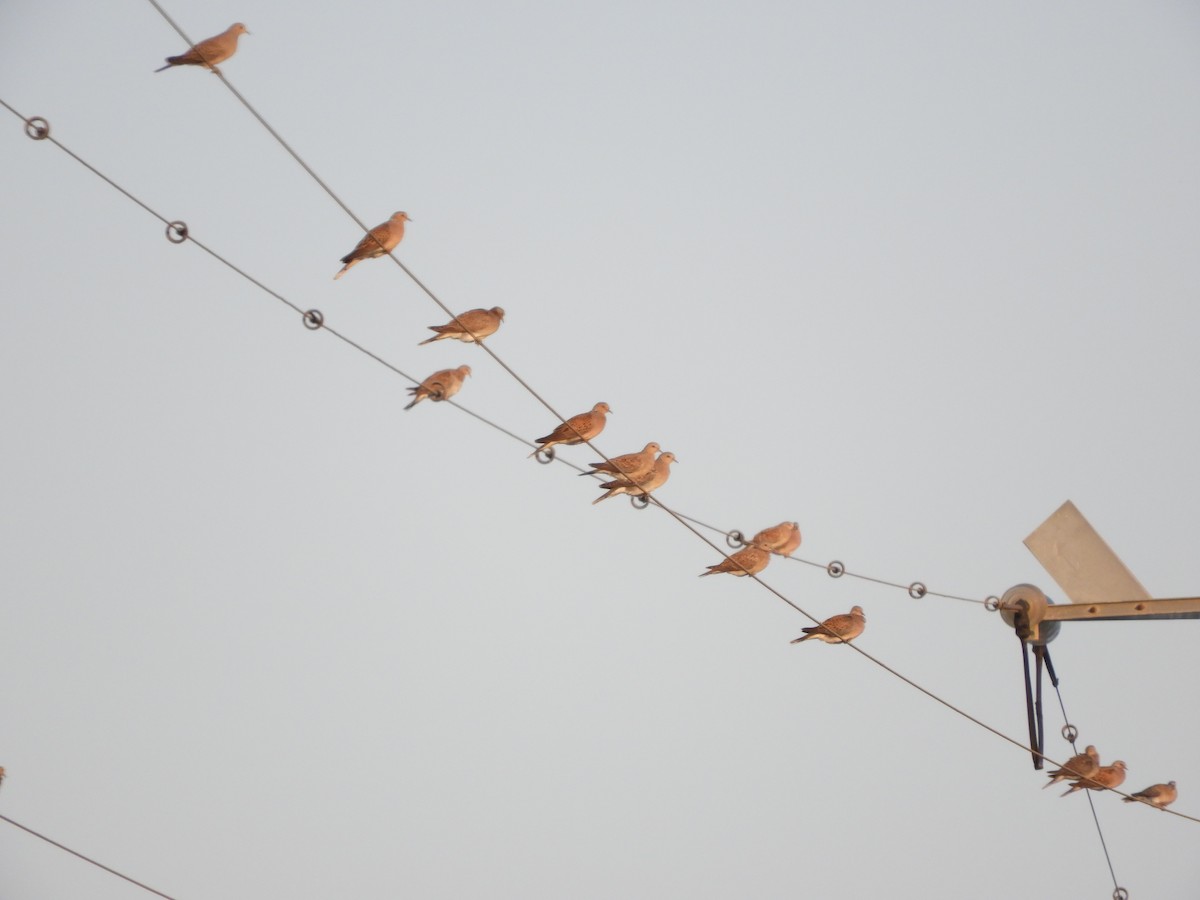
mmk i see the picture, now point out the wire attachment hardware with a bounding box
[726,530,745,549]
[908,581,927,599]
[24,116,50,140]
[630,494,650,510]
[533,446,555,465]
[826,560,845,578]
[165,221,188,243]
[984,595,1001,612]
[302,309,324,330]
[1061,724,1079,743]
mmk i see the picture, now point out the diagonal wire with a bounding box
[1051,683,1124,894]
[140,7,989,609]
[0,814,179,900]
[6,96,1198,831]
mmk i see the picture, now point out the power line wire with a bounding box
[1051,684,1125,895]
[5,95,1197,832]
[0,813,179,900]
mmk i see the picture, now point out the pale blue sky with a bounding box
[2,1,1199,897]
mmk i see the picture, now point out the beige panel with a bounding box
[1023,500,1151,605]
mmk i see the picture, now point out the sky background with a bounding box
[2,1,1199,897]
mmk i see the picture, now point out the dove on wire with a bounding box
[529,402,611,457]
[580,442,659,481]
[1061,761,1128,796]
[749,521,802,556]
[791,606,867,644]
[1042,746,1100,788]
[699,545,771,578]
[420,308,505,346]
[1123,781,1177,809]
[155,23,249,73]
[592,452,677,505]
[404,365,470,410]
[334,212,410,280]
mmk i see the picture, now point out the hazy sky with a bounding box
[2,1,1199,897]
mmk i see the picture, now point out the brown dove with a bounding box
[404,365,470,410]
[593,452,677,505]
[580,442,659,481]
[1061,761,1127,796]
[420,308,505,346]
[0,766,5,788]
[750,521,802,556]
[699,545,771,577]
[155,23,249,73]
[334,212,410,279]
[529,402,611,457]
[1042,746,1100,789]
[791,606,867,644]
[1123,781,1177,808]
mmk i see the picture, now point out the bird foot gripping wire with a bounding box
[165,221,188,244]
[302,309,324,330]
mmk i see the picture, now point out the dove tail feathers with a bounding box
[418,335,438,345]
[155,61,173,72]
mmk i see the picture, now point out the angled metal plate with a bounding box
[1024,500,1151,606]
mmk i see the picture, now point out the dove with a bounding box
[1123,781,1177,808]
[155,23,249,73]
[750,521,802,556]
[1061,761,1128,796]
[593,452,677,505]
[0,766,5,788]
[420,307,505,346]
[1042,746,1100,789]
[580,442,659,481]
[791,606,867,644]
[334,212,410,279]
[699,545,771,577]
[529,402,611,457]
[404,365,470,410]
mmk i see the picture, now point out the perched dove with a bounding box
[404,365,470,410]
[1123,781,1177,808]
[1042,746,1100,789]
[699,545,771,578]
[749,521,802,556]
[0,766,5,788]
[593,452,677,505]
[420,307,505,346]
[334,212,410,279]
[791,606,867,644]
[155,23,249,73]
[529,402,611,457]
[580,442,659,481]
[1061,761,1128,797]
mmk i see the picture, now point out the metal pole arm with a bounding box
[1040,597,1200,623]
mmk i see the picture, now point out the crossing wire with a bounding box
[0,813,178,900]
[5,98,1196,833]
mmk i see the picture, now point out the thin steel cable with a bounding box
[1051,684,1124,893]
[138,13,995,609]
[7,98,1199,832]
[0,813,178,900]
[147,0,631,454]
